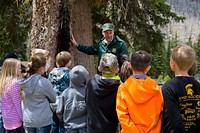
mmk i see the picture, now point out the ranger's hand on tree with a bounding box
[70,34,78,47]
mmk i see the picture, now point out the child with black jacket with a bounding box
[86,53,120,133]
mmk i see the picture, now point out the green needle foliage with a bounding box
[0,0,31,64]
[90,0,185,54]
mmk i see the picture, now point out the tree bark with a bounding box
[30,0,95,77]
[30,0,61,71]
[69,0,95,78]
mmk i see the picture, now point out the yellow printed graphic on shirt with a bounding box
[185,84,193,96]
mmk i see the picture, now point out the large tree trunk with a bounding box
[69,0,95,78]
[30,0,95,77]
[30,0,61,71]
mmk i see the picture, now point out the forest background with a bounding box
[0,0,200,83]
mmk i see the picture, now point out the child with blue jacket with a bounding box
[48,51,72,133]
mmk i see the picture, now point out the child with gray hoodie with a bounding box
[20,53,57,133]
[55,65,88,133]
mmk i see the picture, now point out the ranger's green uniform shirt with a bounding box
[77,35,129,63]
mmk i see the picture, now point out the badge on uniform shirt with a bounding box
[112,48,117,53]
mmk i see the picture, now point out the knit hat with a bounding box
[102,23,114,31]
[100,53,118,75]
[3,52,27,72]
[3,52,18,60]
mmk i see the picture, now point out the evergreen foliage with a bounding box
[0,0,31,64]
[189,34,200,75]
[90,0,185,54]
[157,74,171,83]
[148,44,167,79]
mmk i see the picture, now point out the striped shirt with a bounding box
[1,78,23,130]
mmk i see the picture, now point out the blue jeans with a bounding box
[66,127,87,133]
[0,109,5,133]
[51,113,65,133]
[27,125,51,133]
[6,125,25,133]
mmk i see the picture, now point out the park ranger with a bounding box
[71,23,129,68]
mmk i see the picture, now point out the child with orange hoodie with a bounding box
[116,50,163,133]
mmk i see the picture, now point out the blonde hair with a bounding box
[31,48,50,57]
[171,44,196,71]
[0,58,21,95]
[31,48,50,71]
[56,51,71,67]
[23,54,46,78]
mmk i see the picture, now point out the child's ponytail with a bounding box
[22,54,46,78]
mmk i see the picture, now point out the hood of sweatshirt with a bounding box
[20,74,41,95]
[92,75,120,98]
[69,65,89,89]
[124,75,160,103]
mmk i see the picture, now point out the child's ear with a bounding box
[170,59,176,71]
[39,66,45,74]
[66,60,72,68]
[128,63,132,69]
[145,65,151,73]
[114,67,119,74]
[98,66,102,72]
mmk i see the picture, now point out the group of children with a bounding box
[0,44,200,133]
